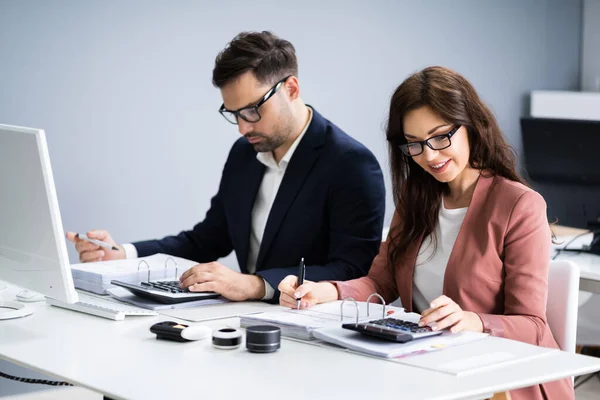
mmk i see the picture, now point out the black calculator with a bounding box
[342,317,443,343]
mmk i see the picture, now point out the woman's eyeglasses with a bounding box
[399,125,461,156]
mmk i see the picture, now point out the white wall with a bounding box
[0,1,584,395]
[0,1,582,268]
[582,0,600,91]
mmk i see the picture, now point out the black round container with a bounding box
[212,328,242,349]
[246,325,281,353]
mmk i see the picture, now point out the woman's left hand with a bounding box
[419,295,484,333]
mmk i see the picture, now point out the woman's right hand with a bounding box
[278,275,339,309]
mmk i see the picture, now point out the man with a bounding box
[67,31,385,303]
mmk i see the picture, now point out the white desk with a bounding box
[1,288,600,400]
[0,290,600,400]
[553,231,600,294]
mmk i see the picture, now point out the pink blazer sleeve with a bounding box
[476,191,553,345]
[332,212,401,303]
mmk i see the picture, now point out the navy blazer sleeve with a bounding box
[132,160,234,263]
[256,146,385,302]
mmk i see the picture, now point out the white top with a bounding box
[123,107,314,301]
[412,201,468,313]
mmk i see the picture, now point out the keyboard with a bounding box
[111,279,221,304]
[342,317,443,343]
[46,293,158,321]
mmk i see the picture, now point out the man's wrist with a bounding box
[245,274,266,300]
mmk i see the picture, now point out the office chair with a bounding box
[546,259,580,353]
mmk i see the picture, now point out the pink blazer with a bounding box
[334,174,573,400]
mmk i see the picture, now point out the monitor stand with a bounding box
[0,301,34,320]
[0,281,34,320]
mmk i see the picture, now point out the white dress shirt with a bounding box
[247,107,313,299]
[412,201,468,313]
[123,107,314,301]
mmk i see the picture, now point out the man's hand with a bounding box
[179,262,265,301]
[66,230,125,263]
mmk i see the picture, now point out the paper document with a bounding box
[158,301,275,322]
[70,253,198,294]
[312,326,489,360]
[106,286,228,311]
[393,335,558,376]
[240,301,406,340]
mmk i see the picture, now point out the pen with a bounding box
[76,233,119,251]
[296,257,305,310]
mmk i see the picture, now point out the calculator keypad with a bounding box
[141,280,188,293]
[369,318,433,333]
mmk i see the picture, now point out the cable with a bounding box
[0,370,72,386]
[552,230,594,260]
[574,372,598,389]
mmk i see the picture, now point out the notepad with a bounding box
[70,253,198,294]
[240,300,405,341]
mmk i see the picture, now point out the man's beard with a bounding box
[246,132,287,153]
[246,115,294,153]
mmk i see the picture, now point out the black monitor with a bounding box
[520,117,600,185]
[520,117,600,233]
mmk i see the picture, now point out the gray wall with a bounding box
[0,0,583,396]
[582,0,600,91]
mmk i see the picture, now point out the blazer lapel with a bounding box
[401,173,493,312]
[256,108,326,269]
[236,158,265,273]
[442,173,493,295]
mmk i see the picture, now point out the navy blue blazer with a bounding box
[133,108,385,302]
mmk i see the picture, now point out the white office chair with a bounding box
[546,259,580,353]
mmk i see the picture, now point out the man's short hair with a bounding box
[212,31,298,88]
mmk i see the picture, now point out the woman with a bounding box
[277,66,573,399]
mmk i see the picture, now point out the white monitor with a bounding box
[0,123,78,313]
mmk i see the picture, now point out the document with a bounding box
[240,301,405,340]
[106,286,228,311]
[70,253,198,294]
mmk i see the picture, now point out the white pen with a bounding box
[75,233,119,251]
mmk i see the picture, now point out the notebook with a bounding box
[70,253,197,294]
[240,300,405,341]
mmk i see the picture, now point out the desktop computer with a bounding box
[0,124,156,320]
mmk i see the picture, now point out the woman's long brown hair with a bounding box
[386,66,527,268]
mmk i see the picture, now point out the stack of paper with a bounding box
[70,253,198,294]
[240,301,405,340]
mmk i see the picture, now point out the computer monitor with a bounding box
[521,117,600,230]
[0,124,78,318]
[521,117,600,185]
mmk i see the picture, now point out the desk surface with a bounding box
[553,231,600,294]
[1,288,600,400]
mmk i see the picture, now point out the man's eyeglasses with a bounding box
[219,75,291,125]
[399,125,462,156]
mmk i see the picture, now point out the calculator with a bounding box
[342,317,443,343]
[111,279,220,304]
